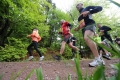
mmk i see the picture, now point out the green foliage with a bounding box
[68,74,71,80]
[0,0,53,47]
[63,45,73,59]
[39,47,47,54]
[10,0,51,43]
[116,63,120,80]
[93,66,106,80]
[50,42,61,50]
[74,54,83,80]
[50,40,73,59]
[56,76,60,80]
[0,37,27,62]
[0,0,55,61]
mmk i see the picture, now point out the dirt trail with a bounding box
[0,58,119,80]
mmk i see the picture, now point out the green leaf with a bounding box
[55,76,60,80]
[35,68,43,80]
[93,65,106,80]
[14,55,20,59]
[25,69,34,80]
[74,53,82,80]
[116,63,120,80]
[68,74,71,80]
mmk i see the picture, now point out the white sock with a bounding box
[30,56,33,57]
[100,53,102,57]
[95,56,101,60]
[106,53,109,56]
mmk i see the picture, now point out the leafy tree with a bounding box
[0,0,53,61]
[0,0,52,47]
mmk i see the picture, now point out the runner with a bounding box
[53,20,80,60]
[27,28,44,61]
[71,34,77,60]
[97,23,113,43]
[94,34,111,60]
[74,3,104,67]
[71,34,84,60]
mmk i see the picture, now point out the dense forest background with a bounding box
[0,0,120,61]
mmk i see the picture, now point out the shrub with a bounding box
[0,37,27,62]
[39,47,47,54]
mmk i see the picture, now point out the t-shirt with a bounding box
[30,30,41,42]
[78,6,102,26]
[61,22,71,36]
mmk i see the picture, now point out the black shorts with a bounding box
[63,34,72,44]
[118,44,120,47]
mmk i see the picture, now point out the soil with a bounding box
[0,58,119,80]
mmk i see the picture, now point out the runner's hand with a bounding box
[81,11,90,17]
[27,35,31,37]
[74,27,79,31]
[100,30,104,32]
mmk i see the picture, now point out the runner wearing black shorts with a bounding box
[53,20,80,60]
[74,3,104,67]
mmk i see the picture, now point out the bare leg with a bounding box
[99,50,103,57]
[68,42,80,51]
[68,42,84,58]
[84,30,99,57]
[60,41,66,55]
[104,49,109,54]
[53,41,66,60]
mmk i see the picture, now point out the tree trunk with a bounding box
[0,19,10,47]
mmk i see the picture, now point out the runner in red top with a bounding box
[53,20,80,60]
[61,21,70,36]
